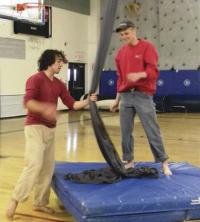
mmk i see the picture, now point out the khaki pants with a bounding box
[12,125,55,207]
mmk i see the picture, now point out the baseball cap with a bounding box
[115,20,136,33]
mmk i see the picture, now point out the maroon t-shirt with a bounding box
[24,71,75,128]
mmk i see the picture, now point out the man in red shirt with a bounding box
[110,21,172,176]
[6,49,97,219]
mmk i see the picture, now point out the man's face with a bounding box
[119,27,136,44]
[51,57,64,74]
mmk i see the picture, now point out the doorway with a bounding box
[68,63,85,100]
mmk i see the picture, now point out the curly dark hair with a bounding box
[38,49,68,71]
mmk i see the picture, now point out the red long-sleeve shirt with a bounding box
[115,39,159,95]
[24,71,75,128]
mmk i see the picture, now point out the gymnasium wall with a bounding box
[99,70,200,112]
[103,0,200,70]
[1,0,199,117]
[0,1,100,117]
[44,0,90,15]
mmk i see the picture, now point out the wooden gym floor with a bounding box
[1,110,200,222]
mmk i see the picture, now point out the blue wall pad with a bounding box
[156,70,200,96]
[99,71,117,99]
[52,162,200,222]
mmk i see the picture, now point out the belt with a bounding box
[127,88,137,92]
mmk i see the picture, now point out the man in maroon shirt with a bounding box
[6,49,97,219]
[110,21,172,176]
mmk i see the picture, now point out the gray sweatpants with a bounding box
[119,90,168,163]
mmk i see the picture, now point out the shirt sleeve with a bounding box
[144,42,159,80]
[59,81,75,110]
[23,75,40,106]
[115,53,122,92]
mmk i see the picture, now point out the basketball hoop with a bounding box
[15,3,48,24]
[0,2,48,24]
[16,3,44,12]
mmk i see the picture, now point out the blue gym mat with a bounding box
[52,162,200,222]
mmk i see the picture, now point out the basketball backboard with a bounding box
[0,0,45,24]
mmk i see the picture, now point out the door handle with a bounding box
[74,87,84,90]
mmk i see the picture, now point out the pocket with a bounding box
[137,91,151,98]
[120,92,133,107]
